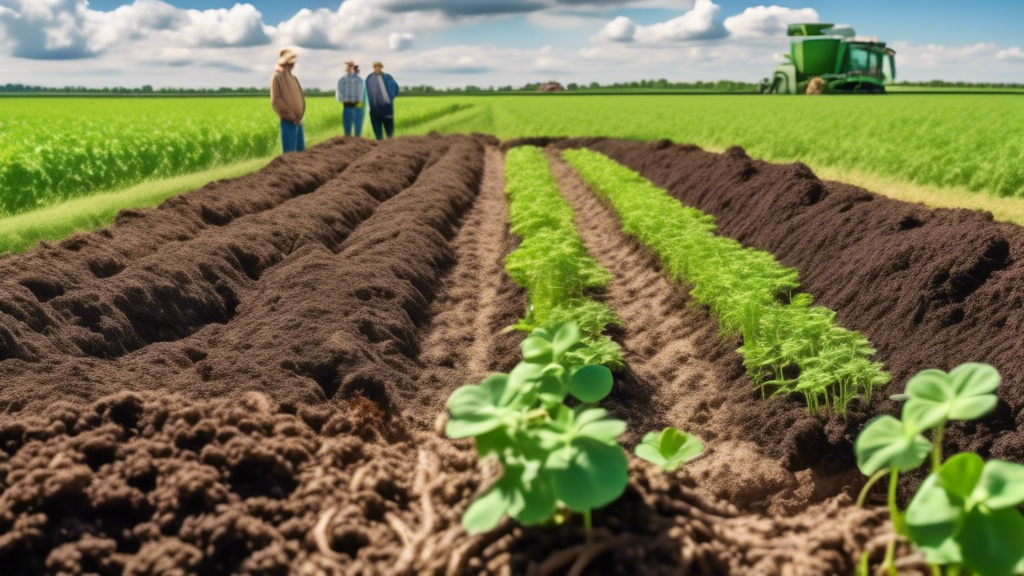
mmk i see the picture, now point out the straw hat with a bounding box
[372,61,383,67]
[278,49,298,66]
[345,60,356,67]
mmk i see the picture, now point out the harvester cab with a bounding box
[759,23,896,94]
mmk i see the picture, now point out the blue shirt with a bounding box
[366,73,399,111]
[337,74,363,103]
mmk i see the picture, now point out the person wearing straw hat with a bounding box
[336,60,366,137]
[365,61,399,140]
[271,49,306,153]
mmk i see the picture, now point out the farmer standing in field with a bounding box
[336,61,366,137]
[365,61,400,140]
[271,49,306,153]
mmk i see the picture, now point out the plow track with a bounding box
[7,133,1024,574]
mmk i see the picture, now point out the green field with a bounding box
[408,94,1024,199]
[2,93,1024,254]
[0,96,467,217]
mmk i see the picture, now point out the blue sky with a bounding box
[1,0,1022,89]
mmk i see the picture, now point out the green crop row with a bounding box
[504,146,622,368]
[562,148,889,414]
[0,98,472,217]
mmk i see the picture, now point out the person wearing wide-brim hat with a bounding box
[271,49,306,153]
[336,60,367,137]
[365,61,400,140]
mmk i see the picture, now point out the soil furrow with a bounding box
[547,150,861,514]
[570,138,1024,472]
[0,137,374,289]
[0,137,441,413]
[408,147,526,428]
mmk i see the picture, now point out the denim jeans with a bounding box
[370,107,395,140]
[343,107,365,137]
[280,119,305,153]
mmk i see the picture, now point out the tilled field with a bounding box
[2,134,1022,575]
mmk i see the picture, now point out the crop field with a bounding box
[0,97,469,216]
[405,94,1024,199]
[4,132,1024,575]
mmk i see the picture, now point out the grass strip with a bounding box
[504,146,623,368]
[562,148,889,414]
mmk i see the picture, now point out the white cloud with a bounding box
[596,0,726,44]
[723,5,818,38]
[526,11,604,29]
[997,46,1024,62]
[389,32,414,51]
[0,0,94,58]
[597,16,637,42]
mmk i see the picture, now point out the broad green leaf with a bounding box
[551,437,628,512]
[568,365,613,403]
[906,472,965,562]
[508,362,546,407]
[959,507,1024,576]
[462,475,514,534]
[474,428,515,457]
[536,373,565,407]
[552,322,582,360]
[901,363,1000,430]
[577,418,627,445]
[635,428,706,471]
[571,406,608,429]
[971,459,1024,510]
[521,335,553,364]
[937,452,985,499]
[446,376,517,438]
[854,415,931,475]
[507,462,558,526]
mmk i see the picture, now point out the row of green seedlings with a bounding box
[856,363,1024,576]
[502,145,623,367]
[444,146,703,534]
[561,148,889,415]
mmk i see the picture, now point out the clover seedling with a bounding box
[891,362,1000,470]
[635,427,705,472]
[446,321,628,534]
[906,453,1024,576]
[855,363,1007,576]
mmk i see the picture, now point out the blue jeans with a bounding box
[370,106,395,140]
[280,120,305,153]
[343,107,364,136]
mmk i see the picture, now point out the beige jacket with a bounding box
[271,66,306,124]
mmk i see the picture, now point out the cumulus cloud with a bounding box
[373,0,545,16]
[0,0,273,59]
[595,0,725,44]
[0,0,94,58]
[389,32,414,51]
[723,5,818,38]
[597,16,637,42]
[997,46,1024,62]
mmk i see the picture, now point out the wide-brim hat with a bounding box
[278,49,298,66]
[344,60,356,67]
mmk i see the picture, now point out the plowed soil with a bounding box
[4,132,1019,575]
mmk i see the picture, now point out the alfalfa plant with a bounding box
[445,322,628,534]
[855,363,1024,576]
[635,427,705,472]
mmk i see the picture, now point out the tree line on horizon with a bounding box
[2,79,1023,95]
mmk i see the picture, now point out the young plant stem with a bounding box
[857,468,890,507]
[888,469,904,535]
[932,423,945,472]
[583,510,593,539]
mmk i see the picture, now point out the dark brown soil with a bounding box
[551,137,1024,480]
[5,133,1010,574]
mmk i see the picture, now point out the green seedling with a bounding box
[906,453,1024,576]
[562,148,889,415]
[446,321,628,534]
[891,362,1000,470]
[635,427,705,472]
[855,363,1014,576]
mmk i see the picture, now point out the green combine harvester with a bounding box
[760,23,896,94]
